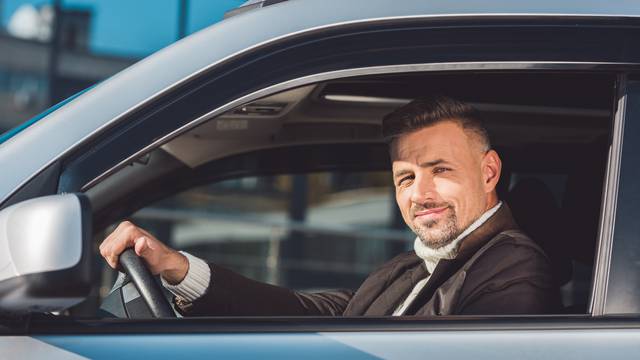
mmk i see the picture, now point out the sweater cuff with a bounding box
[161,251,211,303]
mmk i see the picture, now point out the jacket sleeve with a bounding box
[175,264,354,316]
[457,280,560,315]
[455,241,561,315]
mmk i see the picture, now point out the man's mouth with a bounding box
[414,206,449,219]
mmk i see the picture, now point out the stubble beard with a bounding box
[411,206,461,249]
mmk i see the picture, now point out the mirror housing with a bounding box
[0,194,93,312]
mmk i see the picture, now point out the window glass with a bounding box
[605,79,640,314]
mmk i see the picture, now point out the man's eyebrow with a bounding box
[419,159,448,168]
[393,159,452,179]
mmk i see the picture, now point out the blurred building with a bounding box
[0,0,244,133]
[0,3,134,131]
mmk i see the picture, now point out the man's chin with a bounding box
[414,225,459,249]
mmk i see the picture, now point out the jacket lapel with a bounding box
[364,260,428,316]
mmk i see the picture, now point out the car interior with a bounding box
[83,71,615,317]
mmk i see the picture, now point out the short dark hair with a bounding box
[382,96,491,151]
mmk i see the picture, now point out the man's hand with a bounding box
[99,221,188,285]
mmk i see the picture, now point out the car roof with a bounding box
[1,0,639,204]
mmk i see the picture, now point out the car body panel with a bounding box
[0,337,86,360]
[31,328,640,359]
[0,89,86,146]
[2,0,640,205]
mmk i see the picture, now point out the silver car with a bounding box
[1,0,640,358]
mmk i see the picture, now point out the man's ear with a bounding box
[481,150,502,192]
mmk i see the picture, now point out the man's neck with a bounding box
[484,194,500,213]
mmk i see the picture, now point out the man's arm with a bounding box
[458,280,559,315]
[160,251,211,303]
[100,221,353,317]
[175,262,353,316]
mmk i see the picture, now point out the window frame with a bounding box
[83,69,621,321]
[80,67,625,322]
[0,70,629,335]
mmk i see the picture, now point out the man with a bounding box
[100,96,560,316]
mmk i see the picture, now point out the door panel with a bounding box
[35,328,640,359]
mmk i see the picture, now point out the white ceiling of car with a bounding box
[162,80,610,168]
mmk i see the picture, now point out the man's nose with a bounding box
[410,175,437,204]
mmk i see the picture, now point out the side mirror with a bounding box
[0,194,93,313]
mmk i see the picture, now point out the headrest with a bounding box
[508,177,573,286]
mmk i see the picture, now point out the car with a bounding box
[2,0,640,358]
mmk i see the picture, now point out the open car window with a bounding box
[88,70,615,318]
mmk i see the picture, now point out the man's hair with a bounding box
[382,96,491,151]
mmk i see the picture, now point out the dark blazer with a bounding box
[176,204,560,316]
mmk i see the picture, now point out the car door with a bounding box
[3,2,640,358]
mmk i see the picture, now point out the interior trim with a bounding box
[589,74,627,316]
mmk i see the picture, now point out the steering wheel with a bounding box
[118,249,176,318]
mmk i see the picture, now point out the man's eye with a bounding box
[398,175,414,186]
[433,167,450,174]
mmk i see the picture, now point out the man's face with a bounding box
[391,121,500,249]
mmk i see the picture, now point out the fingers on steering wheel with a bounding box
[134,236,148,256]
[100,220,140,269]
